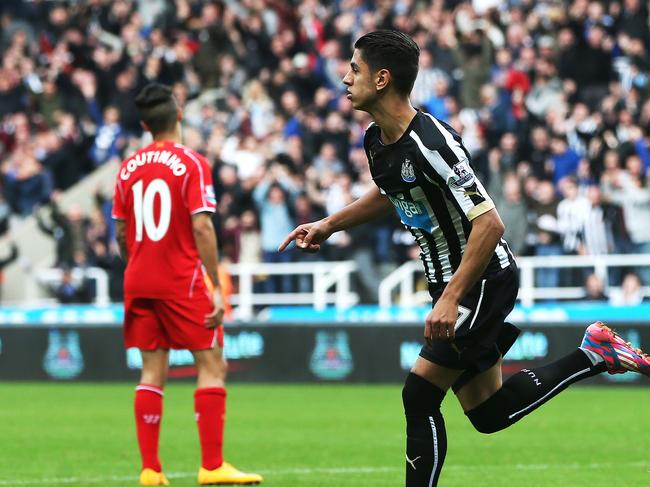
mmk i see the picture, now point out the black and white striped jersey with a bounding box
[364,111,515,284]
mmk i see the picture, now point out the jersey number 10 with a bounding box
[132,179,171,242]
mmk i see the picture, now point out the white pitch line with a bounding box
[444,461,650,471]
[0,468,400,486]
[0,462,648,485]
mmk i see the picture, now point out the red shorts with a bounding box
[124,295,223,350]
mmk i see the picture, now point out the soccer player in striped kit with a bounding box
[279,30,650,486]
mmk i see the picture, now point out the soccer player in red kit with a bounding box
[113,83,262,486]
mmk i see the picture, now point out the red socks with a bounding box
[134,384,227,472]
[194,387,227,470]
[134,384,163,472]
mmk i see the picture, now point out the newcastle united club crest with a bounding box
[401,158,416,182]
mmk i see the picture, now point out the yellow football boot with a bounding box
[140,468,170,486]
[198,462,262,485]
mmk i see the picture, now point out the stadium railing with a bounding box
[37,267,110,306]
[27,254,650,312]
[228,261,358,319]
[378,254,650,308]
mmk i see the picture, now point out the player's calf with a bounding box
[195,387,227,471]
[402,373,447,487]
[135,384,165,475]
[466,344,607,434]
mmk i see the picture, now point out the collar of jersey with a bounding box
[377,111,420,148]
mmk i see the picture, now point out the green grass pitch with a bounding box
[0,383,648,487]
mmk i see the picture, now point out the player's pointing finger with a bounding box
[278,228,298,252]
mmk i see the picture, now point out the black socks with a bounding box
[466,349,606,433]
[402,373,447,486]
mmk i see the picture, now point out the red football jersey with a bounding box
[112,140,216,299]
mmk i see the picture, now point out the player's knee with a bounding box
[402,372,445,415]
[465,393,509,434]
[465,411,499,434]
[140,370,167,388]
[197,356,227,383]
[140,362,168,387]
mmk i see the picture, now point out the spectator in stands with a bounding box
[322,172,355,259]
[451,20,493,109]
[526,126,553,180]
[252,162,297,293]
[238,210,262,266]
[488,151,528,256]
[36,112,93,190]
[2,148,53,216]
[34,77,65,129]
[50,266,90,304]
[86,206,109,251]
[321,111,351,163]
[0,66,27,117]
[601,159,650,284]
[242,79,276,140]
[36,194,87,267]
[525,58,564,122]
[582,186,615,256]
[411,49,449,109]
[584,272,608,302]
[561,22,615,110]
[550,135,581,187]
[109,69,140,134]
[529,180,562,288]
[618,0,649,40]
[496,133,519,173]
[422,77,452,122]
[610,272,645,306]
[89,106,126,166]
[557,177,592,287]
[557,177,590,255]
[479,88,516,148]
[219,214,242,264]
[313,142,345,175]
[229,208,266,295]
[90,240,125,302]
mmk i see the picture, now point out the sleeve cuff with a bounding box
[191,206,217,215]
[467,201,495,221]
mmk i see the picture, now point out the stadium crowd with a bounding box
[1,0,650,302]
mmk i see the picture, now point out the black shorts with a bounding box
[419,265,521,393]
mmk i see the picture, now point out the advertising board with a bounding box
[0,323,647,384]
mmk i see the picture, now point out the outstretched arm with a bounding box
[278,186,393,252]
[323,185,393,233]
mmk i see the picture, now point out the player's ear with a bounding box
[140,121,150,133]
[177,107,183,122]
[376,68,390,92]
